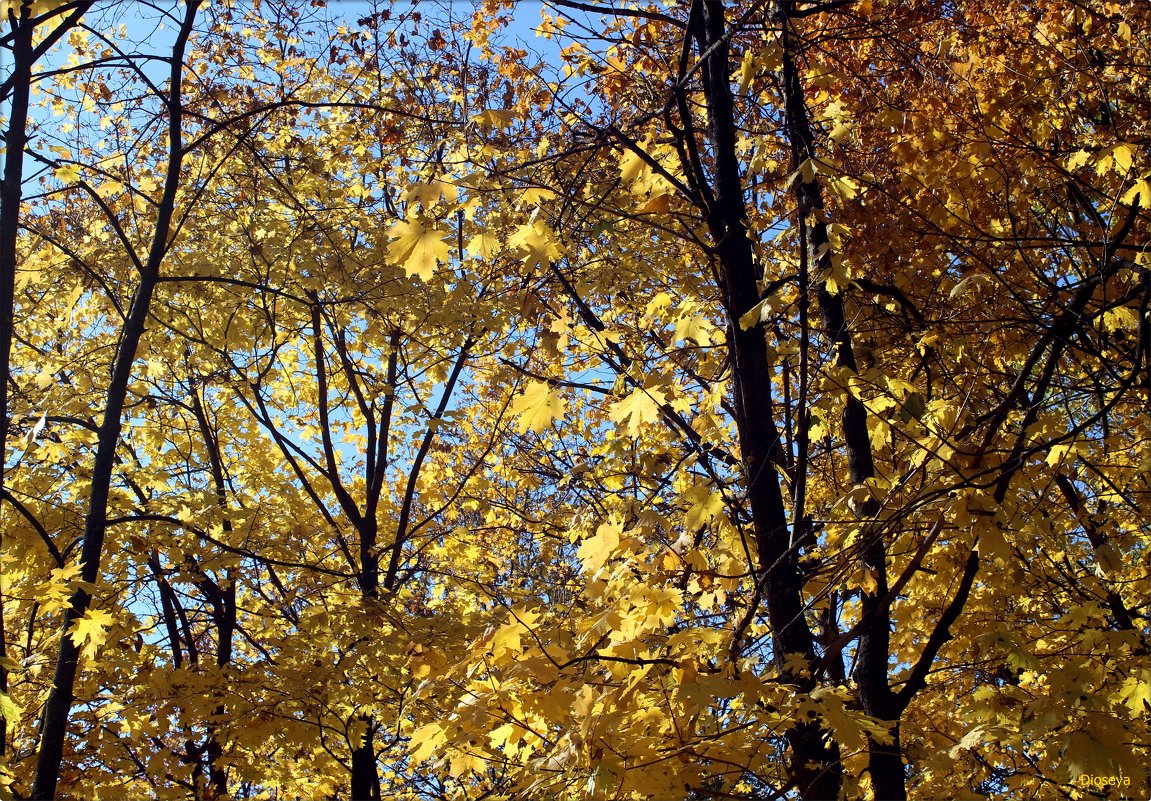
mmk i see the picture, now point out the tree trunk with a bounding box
[692,2,842,798]
[189,383,236,799]
[29,4,200,796]
[0,0,35,761]
[773,2,904,796]
[350,719,380,801]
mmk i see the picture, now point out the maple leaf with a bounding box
[489,623,523,661]
[608,388,666,436]
[1119,670,1151,716]
[948,724,989,759]
[738,296,781,330]
[508,220,563,268]
[488,722,527,758]
[408,722,446,764]
[511,381,565,433]
[0,691,21,724]
[682,485,724,530]
[470,108,516,130]
[619,140,651,186]
[1063,730,1122,779]
[67,608,115,660]
[386,218,450,281]
[673,314,714,346]
[402,179,458,207]
[643,586,682,626]
[577,520,621,572]
[466,232,501,260]
[636,192,672,214]
[53,163,81,184]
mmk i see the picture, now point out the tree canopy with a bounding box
[0,1,1147,800]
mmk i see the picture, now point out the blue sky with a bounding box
[90,0,556,53]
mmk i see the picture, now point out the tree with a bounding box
[0,0,1146,799]
[0,0,93,765]
[25,2,202,796]
[404,0,1147,798]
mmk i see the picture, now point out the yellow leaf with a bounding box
[1045,441,1083,467]
[448,750,484,778]
[408,722,446,764]
[791,157,818,185]
[949,724,989,758]
[824,250,849,296]
[737,49,757,95]
[1102,307,1139,332]
[490,607,540,661]
[520,187,556,206]
[828,121,852,144]
[643,586,682,626]
[0,691,21,723]
[1119,670,1151,717]
[673,315,714,346]
[619,134,655,185]
[739,297,779,330]
[642,291,673,324]
[135,173,158,195]
[68,608,115,660]
[571,685,596,719]
[403,179,458,207]
[828,174,860,200]
[54,164,81,184]
[1063,730,1121,779]
[466,232,501,260]
[386,218,450,281]
[949,273,992,299]
[488,722,519,754]
[878,377,910,399]
[682,485,725,530]
[465,231,501,260]
[608,388,666,436]
[508,220,562,268]
[470,108,516,130]
[1066,150,1091,171]
[94,179,123,199]
[1120,178,1151,208]
[802,686,894,754]
[347,717,369,750]
[577,520,621,572]
[636,192,672,214]
[1111,143,1135,174]
[511,381,565,433]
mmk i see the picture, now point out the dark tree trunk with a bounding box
[692,2,842,798]
[190,383,237,799]
[350,719,380,801]
[0,0,35,761]
[29,4,201,796]
[772,2,904,796]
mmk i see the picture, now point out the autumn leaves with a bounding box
[0,0,1148,800]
